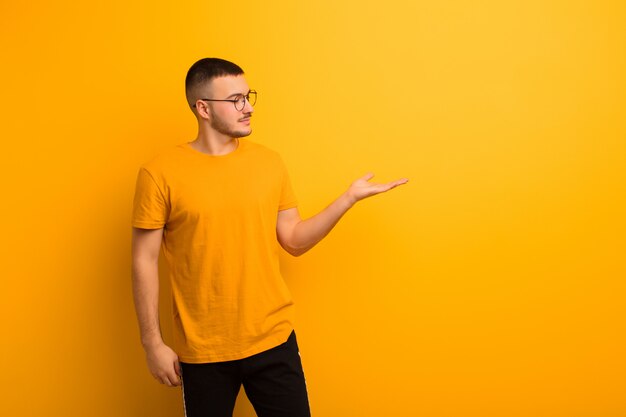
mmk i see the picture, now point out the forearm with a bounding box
[290,191,356,255]
[131,260,164,349]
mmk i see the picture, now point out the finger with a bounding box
[384,178,409,188]
[155,369,172,386]
[167,368,182,386]
[172,362,182,385]
[377,184,394,193]
[159,374,173,386]
[375,181,405,193]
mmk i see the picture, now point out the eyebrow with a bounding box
[225,90,250,99]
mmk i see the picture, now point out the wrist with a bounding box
[141,336,165,351]
[342,190,358,208]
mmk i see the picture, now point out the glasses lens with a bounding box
[234,96,245,111]
[233,91,256,111]
[247,91,257,107]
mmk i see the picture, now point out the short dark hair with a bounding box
[185,58,244,105]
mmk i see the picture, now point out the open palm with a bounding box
[347,172,409,203]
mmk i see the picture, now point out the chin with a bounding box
[233,129,252,138]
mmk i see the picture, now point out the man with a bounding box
[131,57,408,417]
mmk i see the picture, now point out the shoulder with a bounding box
[243,140,289,162]
[241,140,287,165]
[139,143,189,173]
[240,141,294,183]
[243,139,280,157]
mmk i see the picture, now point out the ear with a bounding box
[194,100,211,120]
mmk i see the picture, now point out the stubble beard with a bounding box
[210,109,252,139]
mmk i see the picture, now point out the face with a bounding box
[198,75,254,139]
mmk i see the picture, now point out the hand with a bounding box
[346,172,408,204]
[144,342,182,387]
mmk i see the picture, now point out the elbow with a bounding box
[278,226,310,257]
[282,242,308,257]
[289,247,307,257]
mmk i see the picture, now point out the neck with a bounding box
[189,129,239,156]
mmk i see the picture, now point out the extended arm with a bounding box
[276,172,408,256]
[131,227,182,387]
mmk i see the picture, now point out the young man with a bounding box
[131,57,408,417]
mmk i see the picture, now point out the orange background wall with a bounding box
[1,1,625,416]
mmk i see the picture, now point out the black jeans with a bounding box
[180,330,311,417]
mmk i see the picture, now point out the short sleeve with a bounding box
[278,156,298,211]
[132,167,169,229]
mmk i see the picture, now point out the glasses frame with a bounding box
[193,90,257,111]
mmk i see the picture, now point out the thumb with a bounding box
[174,360,182,377]
[360,172,375,181]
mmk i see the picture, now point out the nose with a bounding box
[242,98,254,114]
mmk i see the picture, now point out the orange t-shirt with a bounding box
[132,139,298,363]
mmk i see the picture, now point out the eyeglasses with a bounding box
[193,90,257,111]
